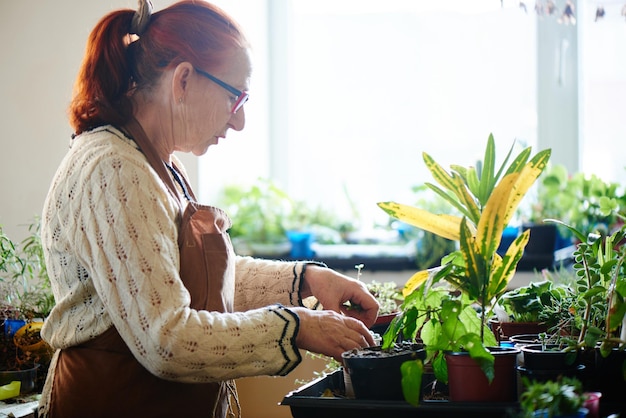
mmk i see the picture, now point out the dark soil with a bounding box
[342,342,424,359]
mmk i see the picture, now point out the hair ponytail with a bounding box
[69,10,136,135]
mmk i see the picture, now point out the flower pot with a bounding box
[509,334,543,347]
[3,319,26,337]
[341,342,425,401]
[517,223,558,271]
[519,344,583,383]
[521,344,580,370]
[531,407,588,417]
[286,230,314,258]
[369,312,399,336]
[589,347,626,411]
[13,322,53,362]
[0,363,40,394]
[491,320,548,343]
[583,392,601,418]
[445,346,520,402]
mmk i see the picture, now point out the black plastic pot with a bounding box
[0,363,40,394]
[589,347,626,416]
[341,342,425,401]
[520,344,580,370]
[518,344,583,383]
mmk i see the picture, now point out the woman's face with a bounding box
[174,47,252,156]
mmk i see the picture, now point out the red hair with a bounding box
[69,1,248,135]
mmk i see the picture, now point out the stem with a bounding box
[578,254,593,345]
[606,250,626,341]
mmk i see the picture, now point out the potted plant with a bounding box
[378,134,551,404]
[547,218,626,413]
[529,164,626,243]
[0,219,55,395]
[519,375,589,418]
[216,178,294,256]
[298,266,406,398]
[340,264,426,402]
[492,279,577,342]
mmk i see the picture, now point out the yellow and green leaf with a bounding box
[377,201,464,241]
[476,173,518,261]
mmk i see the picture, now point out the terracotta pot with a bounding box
[341,342,425,401]
[445,346,519,402]
[369,312,399,336]
[490,319,548,343]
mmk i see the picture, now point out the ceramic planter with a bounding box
[341,342,425,401]
[445,346,520,402]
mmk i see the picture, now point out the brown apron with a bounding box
[47,120,237,418]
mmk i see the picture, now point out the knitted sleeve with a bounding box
[233,257,324,311]
[41,128,301,383]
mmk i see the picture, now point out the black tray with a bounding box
[281,370,520,418]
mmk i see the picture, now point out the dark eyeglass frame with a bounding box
[194,68,249,114]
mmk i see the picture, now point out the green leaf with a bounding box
[583,326,604,348]
[503,144,531,176]
[451,173,481,225]
[608,297,626,331]
[478,133,496,205]
[466,166,481,202]
[432,352,448,383]
[423,152,458,193]
[458,333,495,382]
[401,359,424,406]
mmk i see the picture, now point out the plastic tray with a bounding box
[281,370,520,418]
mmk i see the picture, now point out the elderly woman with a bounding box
[38,1,378,417]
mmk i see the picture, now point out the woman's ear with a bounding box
[172,62,193,103]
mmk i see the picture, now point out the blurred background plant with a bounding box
[0,218,54,320]
[529,164,626,241]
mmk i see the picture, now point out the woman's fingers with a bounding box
[293,308,376,361]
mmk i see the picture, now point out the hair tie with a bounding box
[130,0,153,35]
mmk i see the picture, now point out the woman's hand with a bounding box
[291,307,376,361]
[300,265,379,328]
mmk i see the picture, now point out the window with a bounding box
[201,1,625,228]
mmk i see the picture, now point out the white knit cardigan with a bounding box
[39,126,308,411]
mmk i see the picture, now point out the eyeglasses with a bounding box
[194,68,249,114]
